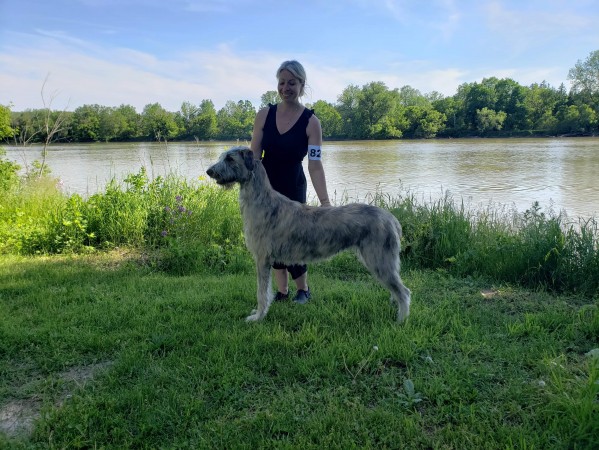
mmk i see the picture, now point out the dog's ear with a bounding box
[243,149,255,171]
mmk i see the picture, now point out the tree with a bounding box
[71,103,136,142]
[425,91,445,103]
[312,100,342,138]
[98,106,136,142]
[10,109,44,145]
[337,84,361,139]
[535,110,558,133]
[404,106,446,138]
[141,103,179,141]
[0,104,15,141]
[494,78,528,130]
[1,105,20,192]
[476,107,507,133]
[216,100,255,140]
[524,82,562,131]
[432,96,464,136]
[72,104,101,141]
[176,101,200,139]
[568,50,599,98]
[555,104,598,134]
[577,104,598,132]
[398,85,428,107]
[355,82,399,139]
[260,91,279,108]
[38,75,70,176]
[460,79,499,130]
[112,104,140,140]
[191,100,218,140]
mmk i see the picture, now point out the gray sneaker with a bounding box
[293,288,311,304]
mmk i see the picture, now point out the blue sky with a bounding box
[1,0,598,112]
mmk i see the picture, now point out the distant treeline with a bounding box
[4,51,599,143]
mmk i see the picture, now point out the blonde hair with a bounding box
[276,60,307,97]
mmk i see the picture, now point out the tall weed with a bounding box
[389,191,474,268]
[0,176,66,254]
[155,183,248,275]
[0,148,20,193]
[395,198,599,297]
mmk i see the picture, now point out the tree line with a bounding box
[3,50,599,144]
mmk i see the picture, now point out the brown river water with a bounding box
[5,138,599,219]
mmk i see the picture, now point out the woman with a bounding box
[250,60,331,304]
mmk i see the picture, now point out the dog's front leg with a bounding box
[246,261,273,322]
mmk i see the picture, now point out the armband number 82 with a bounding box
[308,145,322,161]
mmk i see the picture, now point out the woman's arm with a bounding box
[308,160,331,206]
[306,115,331,206]
[250,107,269,160]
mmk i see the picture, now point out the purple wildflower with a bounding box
[161,230,168,237]
[175,195,183,203]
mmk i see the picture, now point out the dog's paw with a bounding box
[396,310,409,324]
[245,311,264,322]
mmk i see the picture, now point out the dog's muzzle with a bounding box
[206,167,222,183]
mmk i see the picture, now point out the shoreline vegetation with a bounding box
[0,153,598,447]
[1,157,598,297]
[3,91,598,144]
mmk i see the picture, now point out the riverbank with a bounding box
[1,250,597,448]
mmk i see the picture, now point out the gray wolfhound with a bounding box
[206,146,411,322]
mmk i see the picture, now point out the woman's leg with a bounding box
[293,271,308,291]
[289,265,310,304]
[274,268,289,294]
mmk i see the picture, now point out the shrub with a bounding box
[0,148,20,193]
[0,175,66,254]
[155,184,248,275]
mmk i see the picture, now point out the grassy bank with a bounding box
[0,252,597,448]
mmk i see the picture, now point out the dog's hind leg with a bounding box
[358,248,411,323]
[246,261,273,322]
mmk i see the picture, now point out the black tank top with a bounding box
[261,104,314,203]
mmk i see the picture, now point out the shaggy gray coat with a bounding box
[206,146,411,322]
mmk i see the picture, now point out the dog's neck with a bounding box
[238,161,277,208]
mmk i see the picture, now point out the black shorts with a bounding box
[272,262,307,280]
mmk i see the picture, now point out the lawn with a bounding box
[1,251,597,449]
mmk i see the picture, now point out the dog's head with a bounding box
[206,146,255,187]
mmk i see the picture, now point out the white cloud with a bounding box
[0,21,575,114]
[0,36,280,111]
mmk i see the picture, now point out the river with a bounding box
[4,138,599,219]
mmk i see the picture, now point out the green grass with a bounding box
[1,252,597,448]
